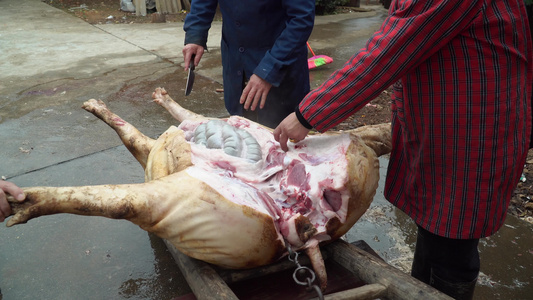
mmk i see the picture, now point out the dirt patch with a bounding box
[42,1,363,25]
[42,0,210,24]
[43,0,533,224]
[510,155,533,222]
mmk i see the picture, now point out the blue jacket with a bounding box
[184,0,315,127]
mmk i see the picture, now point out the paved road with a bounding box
[2,1,530,299]
[0,1,388,299]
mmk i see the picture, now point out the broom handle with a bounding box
[306,42,316,56]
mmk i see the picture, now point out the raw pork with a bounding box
[6,88,391,289]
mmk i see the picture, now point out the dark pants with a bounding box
[411,226,479,300]
[241,87,303,129]
[528,4,533,148]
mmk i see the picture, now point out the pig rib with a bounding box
[82,99,156,169]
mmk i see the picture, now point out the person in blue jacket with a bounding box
[182,0,315,128]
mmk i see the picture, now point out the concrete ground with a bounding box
[1,1,532,299]
[0,1,388,299]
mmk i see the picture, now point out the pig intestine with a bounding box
[192,120,263,163]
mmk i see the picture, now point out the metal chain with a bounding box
[286,244,324,300]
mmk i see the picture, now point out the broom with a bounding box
[307,42,333,69]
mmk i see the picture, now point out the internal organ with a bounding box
[193,120,262,162]
[6,88,392,289]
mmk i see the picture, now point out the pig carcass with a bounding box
[6,87,391,289]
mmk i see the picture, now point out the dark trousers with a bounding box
[411,226,479,300]
[527,3,533,149]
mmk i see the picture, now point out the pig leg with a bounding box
[151,87,207,123]
[3,173,185,228]
[305,242,328,291]
[348,123,392,157]
[6,185,143,227]
[82,99,155,169]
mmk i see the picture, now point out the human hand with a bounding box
[0,181,25,222]
[273,113,311,151]
[182,44,204,71]
[240,74,273,111]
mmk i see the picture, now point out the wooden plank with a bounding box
[163,239,239,300]
[318,283,387,300]
[156,0,167,13]
[164,238,449,300]
[326,240,453,300]
[182,0,191,12]
[134,0,147,16]
[156,0,181,13]
[168,0,177,13]
[164,0,171,12]
[216,249,329,284]
[227,259,366,300]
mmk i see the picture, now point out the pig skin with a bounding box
[6,87,392,290]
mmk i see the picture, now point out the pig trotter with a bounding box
[152,87,206,122]
[306,243,328,291]
[6,192,42,227]
[5,196,33,226]
[151,87,172,109]
[82,99,156,169]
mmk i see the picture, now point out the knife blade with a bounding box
[185,54,195,96]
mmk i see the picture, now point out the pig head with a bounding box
[6,88,392,289]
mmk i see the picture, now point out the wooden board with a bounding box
[134,0,146,16]
[166,239,453,300]
[156,0,181,13]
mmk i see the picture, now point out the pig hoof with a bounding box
[6,214,28,227]
[152,87,171,106]
[82,99,107,113]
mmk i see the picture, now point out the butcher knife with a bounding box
[185,54,195,96]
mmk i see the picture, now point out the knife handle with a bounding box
[189,54,196,71]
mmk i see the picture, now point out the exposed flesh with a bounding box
[6,87,392,290]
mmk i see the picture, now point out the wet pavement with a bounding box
[0,1,532,299]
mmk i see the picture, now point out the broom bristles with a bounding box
[308,55,333,69]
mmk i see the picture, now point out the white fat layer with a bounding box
[185,167,285,244]
[185,167,276,216]
[178,117,351,246]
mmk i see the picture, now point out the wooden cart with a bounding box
[165,239,452,300]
